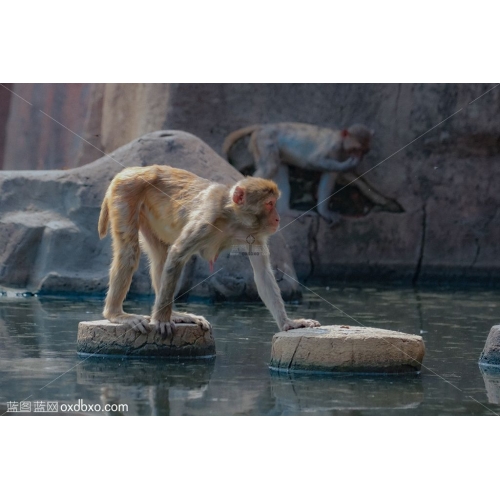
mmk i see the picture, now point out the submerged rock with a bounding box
[77,320,215,358]
[479,325,500,367]
[270,325,425,374]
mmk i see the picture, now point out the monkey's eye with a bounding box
[266,201,274,209]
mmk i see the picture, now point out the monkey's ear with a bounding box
[232,185,245,205]
[341,129,349,138]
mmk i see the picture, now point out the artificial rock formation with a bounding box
[0,130,300,300]
[270,325,425,374]
[77,320,215,358]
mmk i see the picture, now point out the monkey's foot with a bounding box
[281,318,321,331]
[171,311,211,332]
[317,209,342,226]
[105,313,150,334]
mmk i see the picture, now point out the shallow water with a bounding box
[0,286,499,416]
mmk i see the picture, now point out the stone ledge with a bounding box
[270,325,425,374]
[479,325,500,367]
[77,320,215,358]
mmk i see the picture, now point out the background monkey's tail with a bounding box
[98,195,110,238]
[222,125,260,157]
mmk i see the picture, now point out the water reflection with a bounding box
[479,365,500,405]
[270,371,423,414]
[77,357,215,416]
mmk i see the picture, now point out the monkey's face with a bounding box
[232,180,281,235]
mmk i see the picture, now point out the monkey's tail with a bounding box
[98,195,110,239]
[222,124,261,157]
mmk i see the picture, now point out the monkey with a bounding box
[98,164,321,336]
[223,122,375,224]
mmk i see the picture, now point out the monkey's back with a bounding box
[105,165,214,242]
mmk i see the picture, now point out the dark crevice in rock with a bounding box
[287,338,302,371]
[412,204,427,285]
[470,238,481,268]
[307,217,319,281]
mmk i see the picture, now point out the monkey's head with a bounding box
[230,177,281,235]
[342,124,375,159]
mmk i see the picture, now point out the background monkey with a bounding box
[223,123,374,224]
[98,164,320,336]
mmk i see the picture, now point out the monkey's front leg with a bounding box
[150,247,185,337]
[249,251,321,332]
[274,164,316,219]
[316,172,342,225]
[313,155,359,172]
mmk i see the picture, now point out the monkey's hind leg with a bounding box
[103,209,150,333]
[274,164,315,219]
[317,172,342,226]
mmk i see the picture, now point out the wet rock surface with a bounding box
[270,325,425,374]
[77,320,216,358]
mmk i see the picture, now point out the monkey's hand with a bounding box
[281,318,321,331]
[150,317,176,338]
[346,156,360,169]
[171,311,211,332]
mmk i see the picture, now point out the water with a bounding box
[0,286,499,416]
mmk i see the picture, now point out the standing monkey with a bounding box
[98,165,320,336]
[223,122,375,224]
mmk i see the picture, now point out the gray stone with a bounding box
[0,130,300,300]
[270,325,425,374]
[77,320,216,358]
[479,325,500,366]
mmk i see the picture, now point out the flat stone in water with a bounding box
[479,325,500,367]
[77,320,215,358]
[270,325,425,374]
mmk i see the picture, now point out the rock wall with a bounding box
[1,83,499,282]
[2,83,91,170]
[169,84,500,283]
[0,84,12,169]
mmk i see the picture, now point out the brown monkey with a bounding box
[223,122,374,224]
[98,165,320,336]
